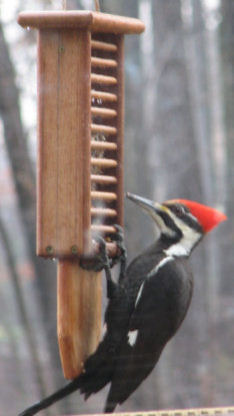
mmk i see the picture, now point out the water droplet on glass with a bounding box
[92,97,95,104]
[26,26,31,31]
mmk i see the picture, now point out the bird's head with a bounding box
[127,192,227,256]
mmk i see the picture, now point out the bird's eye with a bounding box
[173,205,185,217]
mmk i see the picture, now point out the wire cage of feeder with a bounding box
[18,10,145,380]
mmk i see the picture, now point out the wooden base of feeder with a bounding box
[57,259,102,379]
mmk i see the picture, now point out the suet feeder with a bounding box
[18,10,145,380]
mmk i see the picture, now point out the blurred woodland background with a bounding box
[0,0,233,415]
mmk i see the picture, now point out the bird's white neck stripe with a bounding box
[147,256,174,279]
[163,211,201,257]
[135,256,174,309]
[164,230,201,257]
[164,244,188,257]
[135,281,145,307]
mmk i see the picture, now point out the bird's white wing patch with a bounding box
[127,329,138,347]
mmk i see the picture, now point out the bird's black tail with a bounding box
[104,400,117,414]
[18,377,81,416]
[18,335,114,416]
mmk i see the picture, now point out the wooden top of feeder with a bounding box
[18,10,145,34]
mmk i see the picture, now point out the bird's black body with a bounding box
[19,193,225,415]
[103,245,193,412]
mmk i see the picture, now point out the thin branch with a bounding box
[94,0,100,12]
[0,215,47,402]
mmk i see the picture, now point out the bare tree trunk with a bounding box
[219,0,233,296]
[217,0,234,402]
[205,7,227,209]
[149,0,209,409]
[0,20,65,408]
[129,0,167,410]
[0,215,47,400]
[182,0,227,404]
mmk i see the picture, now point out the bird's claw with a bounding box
[110,224,127,269]
[111,224,124,240]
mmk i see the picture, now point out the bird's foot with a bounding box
[80,236,110,272]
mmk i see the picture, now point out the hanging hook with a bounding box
[94,0,100,12]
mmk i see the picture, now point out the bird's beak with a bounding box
[126,192,165,218]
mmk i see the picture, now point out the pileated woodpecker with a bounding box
[19,193,226,415]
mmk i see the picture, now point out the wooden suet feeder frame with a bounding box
[18,10,145,380]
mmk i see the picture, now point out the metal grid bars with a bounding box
[90,34,124,242]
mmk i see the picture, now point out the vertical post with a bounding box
[57,261,102,379]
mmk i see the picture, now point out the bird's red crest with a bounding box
[176,199,227,232]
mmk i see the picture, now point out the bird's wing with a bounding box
[105,257,193,411]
